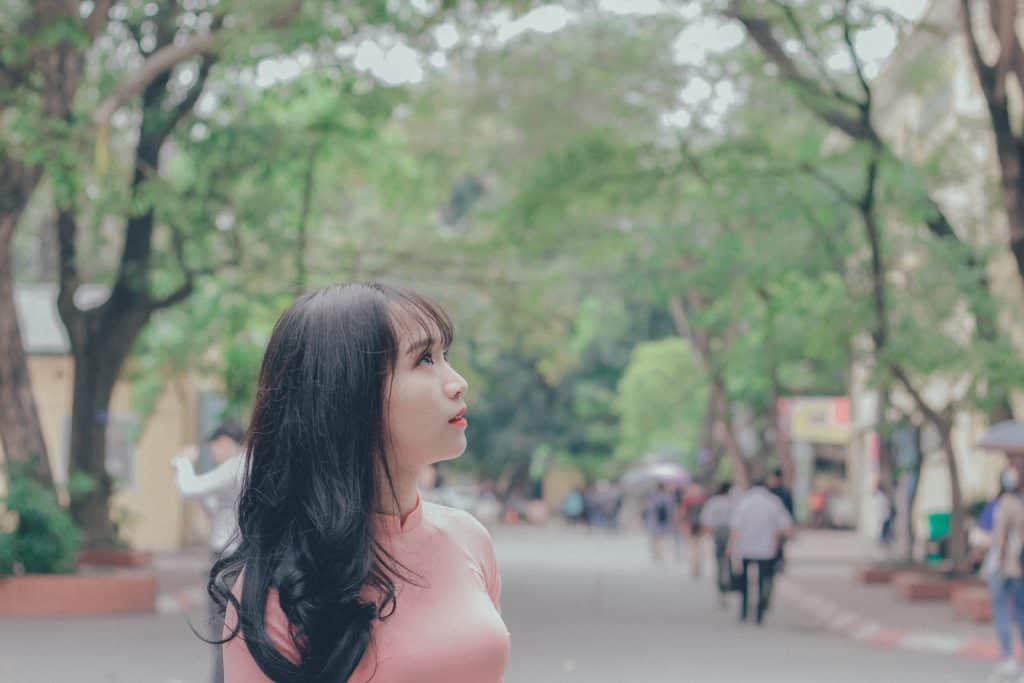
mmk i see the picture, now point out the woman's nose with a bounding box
[446,373,468,400]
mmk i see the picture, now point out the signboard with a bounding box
[777,397,851,445]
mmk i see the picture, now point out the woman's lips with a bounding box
[448,408,468,428]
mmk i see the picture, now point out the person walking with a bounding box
[172,419,246,683]
[700,482,735,607]
[562,487,587,528]
[728,478,793,625]
[767,469,794,573]
[210,283,509,683]
[680,482,707,578]
[872,484,895,549]
[985,467,1024,681]
[645,482,675,563]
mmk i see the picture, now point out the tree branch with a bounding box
[961,0,995,88]
[152,216,241,313]
[92,2,308,129]
[55,208,85,348]
[986,2,1024,98]
[990,0,1016,101]
[768,0,861,108]
[668,294,709,373]
[92,32,220,127]
[891,364,943,425]
[799,162,859,206]
[841,0,872,106]
[156,51,216,141]
[725,3,878,143]
[86,0,115,41]
[149,280,194,311]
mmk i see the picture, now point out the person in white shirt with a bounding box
[700,481,735,606]
[171,419,246,683]
[727,478,794,624]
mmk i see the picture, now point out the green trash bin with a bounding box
[925,511,951,563]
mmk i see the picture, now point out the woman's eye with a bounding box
[418,349,450,366]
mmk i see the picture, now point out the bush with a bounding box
[0,461,80,576]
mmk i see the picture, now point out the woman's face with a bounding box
[384,319,469,473]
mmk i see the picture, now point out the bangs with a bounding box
[378,285,455,358]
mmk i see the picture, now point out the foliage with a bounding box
[616,338,707,469]
[0,461,81,575]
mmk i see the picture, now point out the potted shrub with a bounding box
[0,462,155,616]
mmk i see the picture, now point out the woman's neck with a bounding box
[375,464,422,516]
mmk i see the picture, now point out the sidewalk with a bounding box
[778,529,1003,661]
[154,544,210,615]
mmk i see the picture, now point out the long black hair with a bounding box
[208,282,455,682]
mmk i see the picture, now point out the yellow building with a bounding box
[0,284,206,551]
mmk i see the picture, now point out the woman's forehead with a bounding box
[390,309,443,347]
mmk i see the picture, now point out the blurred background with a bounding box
[3,0,1024,681]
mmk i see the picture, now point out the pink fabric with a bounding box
[223,493,510,682]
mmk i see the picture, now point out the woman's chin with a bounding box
[436,440,467,463]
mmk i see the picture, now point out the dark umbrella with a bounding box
[978,420,1024,455]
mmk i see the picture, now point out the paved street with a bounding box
[0,526,995,682]
[498,527,991,682]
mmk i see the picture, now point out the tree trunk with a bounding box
[772,403,794,487]
[696,383,723,483]
[712,376,751,489]
[936,419,967,571]
[875,385,896,492]
[62,49,173,544]
[902,437,924,563]
[0,176,53,487]
[959,0,1024,293]
[67,353,118,546]
[67,305,151,547]
[666,294,750,487]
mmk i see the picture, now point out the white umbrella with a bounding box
[620,461,690,494]
[978,420,1024,455]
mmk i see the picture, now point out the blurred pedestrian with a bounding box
[984,467,1024,680]
[808,489,827,528]
[671,487,685,562]
[728,477,794,624]
[700,482,735,607]
[872,484,894,548]
[587,480,617,530]
[645,482,675,562]
[767,469,794,573]
[680,482,707,578]
[171,418,246,683]
[562,487,587,528]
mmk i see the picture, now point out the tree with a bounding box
[617,338,707,470]
[5,0,534,545]
[0,0,117,487]
[718,0,1021,569]
[419,11,870,491]
[723,0,1003,345]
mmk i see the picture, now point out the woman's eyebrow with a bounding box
[404,337,434,357]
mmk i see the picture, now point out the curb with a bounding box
[776,578,1002,662]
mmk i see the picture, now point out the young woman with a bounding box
[209,283,510,682]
